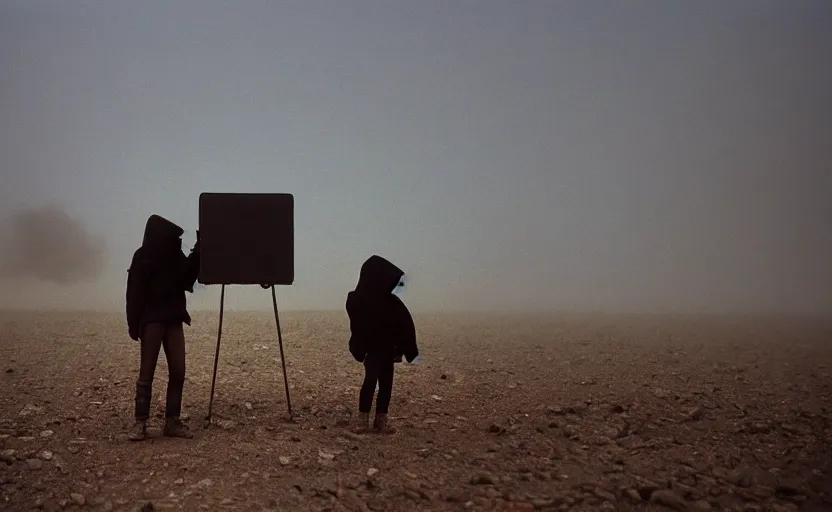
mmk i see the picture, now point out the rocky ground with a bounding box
[0,310,831,511]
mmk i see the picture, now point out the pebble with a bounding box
[471,473,497,485]
[40,450,53,461]
[650,489,688,510]
[0,449,15,464]
[279,456,291,466]
[686,407,704,421]
[318,450,335,461]
[70,493,86,506]
[727,469,753,488]
[26,458,43,470]
[367,468,379,477]
[594,488,616,502]
[40,430,54,438]
[193,478,212,489]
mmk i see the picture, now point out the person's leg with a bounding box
[373,355,396,434]
[161,323,192,438]
[130,323,164,441]
[355,353,380,432]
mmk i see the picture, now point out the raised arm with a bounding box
[182,231,200,293]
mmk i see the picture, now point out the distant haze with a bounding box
[0,205,105,285]
[1,1,830,316]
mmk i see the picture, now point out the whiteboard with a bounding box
[198,192,294,286]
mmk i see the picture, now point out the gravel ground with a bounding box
[1,310,831,511]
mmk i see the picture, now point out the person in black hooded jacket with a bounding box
[346,255,418,434]
[125,214,200,441]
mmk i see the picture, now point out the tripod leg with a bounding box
[206,284,226,424]
[271,285,293,419]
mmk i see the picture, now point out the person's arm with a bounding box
[125,249,148,341]
[392,296,419,362]
[346,294,367,362]
[182,231,200,293]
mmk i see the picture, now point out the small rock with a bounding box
[594,488,616,502]
[0,449,15,464]
[624,489,642,502]
[193,478,212,489]
[367,468,379,477]
[19,404,43,417]
[279,456,291,466]
[70,493,86,506]
[174,478,184,485]
[26,458,43,470]
[215,419,236,430]
[220,498,234,506]
[727,469,753,488]
[650,489,688,510]
[318,450,335,461]
[471,473,497,485]
[104,502,113,511]
[40,430,54,438]
[40,450,53,461]
[686,407,704,421]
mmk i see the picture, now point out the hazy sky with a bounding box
[1,0,830,315]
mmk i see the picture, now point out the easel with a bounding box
[205,283,293,424]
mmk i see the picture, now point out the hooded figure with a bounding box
[346,255,419,434]
[124,214,200,441]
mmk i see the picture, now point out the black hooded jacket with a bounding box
[125,215,200,340]
[346,255,418,363]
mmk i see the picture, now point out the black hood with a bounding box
[355,255,404,295]
[142,214,184,249]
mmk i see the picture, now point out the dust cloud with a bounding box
[0,205,105,286]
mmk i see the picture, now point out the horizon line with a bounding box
[0,307,829,320]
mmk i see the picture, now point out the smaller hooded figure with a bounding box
[125,215,200,441]
[346,255,419,434]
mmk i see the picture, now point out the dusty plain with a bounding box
[1,310,830,511]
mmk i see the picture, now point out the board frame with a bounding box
[197,192,294,286]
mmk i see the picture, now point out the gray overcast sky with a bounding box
[1,0,830,314]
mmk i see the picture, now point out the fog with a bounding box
[1,1,830,316]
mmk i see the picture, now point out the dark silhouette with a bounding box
[125,215,200,441]
[197,192,294,286]
[346,255,419,434]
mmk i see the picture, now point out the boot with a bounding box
[128,421,147,442]
[163,417,193,439]
[373,413,397,434]
[352,412,370,434]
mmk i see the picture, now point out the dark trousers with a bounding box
[134,322,186,421]
[359,352,395,414]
